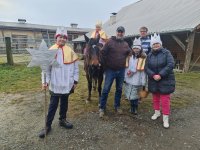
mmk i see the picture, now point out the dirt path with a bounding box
[0,90,200,150]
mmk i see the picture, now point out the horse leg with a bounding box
[93,78,97,91]
[86,74,92,103]
[98,74,103,106]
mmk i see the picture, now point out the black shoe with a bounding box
[38,127,51,138]
[59,119,73,129]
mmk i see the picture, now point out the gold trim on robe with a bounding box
[136,58,146,71]
[49,44,79,64]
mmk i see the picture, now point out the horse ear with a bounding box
[124,37,133,48]
[84,34,90,43]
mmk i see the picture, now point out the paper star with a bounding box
[26,40,57,72]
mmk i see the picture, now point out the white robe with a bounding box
[124,56,147,100]
[42,48,79,94]
[124,55,146,86]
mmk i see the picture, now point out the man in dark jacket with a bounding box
[145,33,175,128]
[99,26,131,117]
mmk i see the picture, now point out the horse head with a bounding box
[84,34,103,68]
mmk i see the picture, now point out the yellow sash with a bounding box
[49,44,78,64]
[125,56,130,68]
[91,30,108,40]
[137,58,146,71]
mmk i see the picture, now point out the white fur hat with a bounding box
[150,33,162,47]
[95,21,102,28]
[55,26,68,38]
[132,37,142,49]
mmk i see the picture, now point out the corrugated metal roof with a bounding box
[0,21,92,32]
[73,0,200,42]
[104,0,200,36]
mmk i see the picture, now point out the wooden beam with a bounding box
[183,32,195,72]
[189,54,200,71]
[171,34,186,51]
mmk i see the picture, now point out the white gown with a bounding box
[42,48,79,94]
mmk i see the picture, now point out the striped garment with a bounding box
[139,36,151,55]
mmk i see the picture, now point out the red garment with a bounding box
[152,93,170,115]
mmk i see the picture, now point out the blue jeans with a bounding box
[100,68,125,110]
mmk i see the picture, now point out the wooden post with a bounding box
[5,37,14,65]
[44,73,47,143]
[183,32,195,72]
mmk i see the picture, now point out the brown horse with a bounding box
[84,35,104,104]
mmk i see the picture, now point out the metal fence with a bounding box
[0,37,74,64]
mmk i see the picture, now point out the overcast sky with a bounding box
[0,0,138,28]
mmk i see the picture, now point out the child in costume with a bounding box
[39,27,79,138]
[124,38,147,115]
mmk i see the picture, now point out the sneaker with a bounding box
[38,127,51,138]
[59,119,73,129]
[151,110,161,120]
[115,108,123,115]
[99,109,105,118]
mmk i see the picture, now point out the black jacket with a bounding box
[145,48,175,94]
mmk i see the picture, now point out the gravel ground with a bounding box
[0,90,200,150]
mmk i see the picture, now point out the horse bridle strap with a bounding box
[92,45,96,49]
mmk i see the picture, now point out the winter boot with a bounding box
[163,115,169,128]
[134,104,138,115]
[99,109,105,118]
[130,100,135,114]
[130,100,138,115]
[151,110,161,120]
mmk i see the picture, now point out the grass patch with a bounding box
[0,64,41,93]
[0,64,200,114]
[175,72,200,90]
[0,54,31,64]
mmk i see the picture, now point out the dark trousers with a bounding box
[130,99,139,106]
[46,94,69,127]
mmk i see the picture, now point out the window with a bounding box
[41,31,55,46]
[12,35,27,51]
